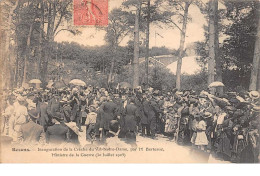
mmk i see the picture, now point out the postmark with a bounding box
[73,0,108,26]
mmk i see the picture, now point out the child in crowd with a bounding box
[85,105,97,142]
[195,114,208,151]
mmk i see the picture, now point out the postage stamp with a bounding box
[73,0,108,26]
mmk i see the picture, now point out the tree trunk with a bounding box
[213,0,223,94]
[133,3,141,88]
[41,1,56,85]
[176,1,190,90]
[208,0,217,87]
[22,21,34,87]
[108,45,117,86]
[14,8,21,88]
[249,3,260,91]
[145,0,151,88]
[3,0,19,90]
[38,1,44,79]
[257,57,260,92]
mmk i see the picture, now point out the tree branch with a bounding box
[54,28,77,37]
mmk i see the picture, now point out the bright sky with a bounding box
[166,56,202,75]
[55,0,210,50]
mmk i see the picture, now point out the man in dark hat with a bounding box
[38,94,50,132]
[117,93,129,138]
[68,90,82,132]
[143,95,159,139]
[122,97,140,144]
[99,95,118,136]
[47,93,62,122]
[60,97,72,123]
[140,94,149,136]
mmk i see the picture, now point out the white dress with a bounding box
[2,105,15,136]
[9,104,29,141]
[195,120,208,146]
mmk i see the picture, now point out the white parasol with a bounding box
[29,79,42,84]
[208,81,224,88]
[69,79,86,86]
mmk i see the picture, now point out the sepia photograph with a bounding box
[0,0,259,163]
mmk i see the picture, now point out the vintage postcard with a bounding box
[0,0,259,163]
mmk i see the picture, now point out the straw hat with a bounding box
[249,91,259,100]
[252,105,260,112]
[204,112,212,119]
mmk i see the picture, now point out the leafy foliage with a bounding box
[194,0,259,91]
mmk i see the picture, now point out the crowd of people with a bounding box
[1,84,260,163]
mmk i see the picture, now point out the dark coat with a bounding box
[19,121,45,144]
[158,99,165,110]
[123,103,139,132]
[150,99,161,116]
[38,102,49,128]
[46,124,69,144]
[47,97,62,119]
[134,97,144,124]
[100,101,118,130]
[118,99,128,117]
[143,100,156,121]
[61,104,72,123]
[117,99,129,138]
[106,132,116,138]
[95,108,104,134]
[69,96,80,121]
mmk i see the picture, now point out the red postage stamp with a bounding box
[73,0,108,26]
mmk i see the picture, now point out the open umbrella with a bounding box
[208,81,224,88]
[29,79,42,84]
[69,79,86,86]
[119,82,131,89]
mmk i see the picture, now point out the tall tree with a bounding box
[105,8,134,86]
[175,0,191,90]
[208,0,217,85]
[249,2,260,91]
[144,0,151,87]
[1,0,20,90]
[22,2,39,87]
[221,0,259,91]
[133,1,141,88]
[213,0,222,91]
